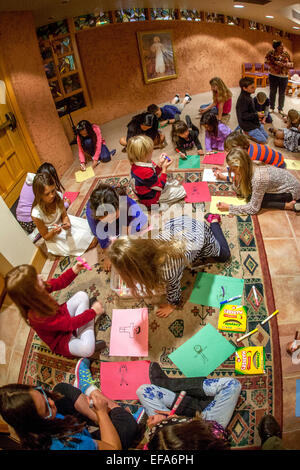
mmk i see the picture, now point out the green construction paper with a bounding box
[189,272,244,308]
[178,154,200,169]
[168,323,236,377]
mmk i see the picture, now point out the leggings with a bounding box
[261,192,300,210]
[210,222,231,262]
[67,292,96,357]
[269,74,288,111]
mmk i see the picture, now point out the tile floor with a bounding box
[0,86,300,449]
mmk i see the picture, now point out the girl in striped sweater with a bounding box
[108,215,230,318]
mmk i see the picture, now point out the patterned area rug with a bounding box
[18,171,282,450]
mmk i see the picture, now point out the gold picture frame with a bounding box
[137,30,178,84]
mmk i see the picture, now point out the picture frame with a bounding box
[137,30,177,84]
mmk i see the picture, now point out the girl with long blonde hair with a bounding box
[216,147,300,214]
[199,77,232,122]
[108,215,230,318]
[5,260,105,358]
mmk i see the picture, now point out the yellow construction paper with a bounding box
[284,159,300,171]
[75,166,95,182]
[210,196,247,215]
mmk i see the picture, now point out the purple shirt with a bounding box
[205,122,232,152]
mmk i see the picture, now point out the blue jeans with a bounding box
[247,124,268,144]
[136,378,241,429]
[200,103,218,114]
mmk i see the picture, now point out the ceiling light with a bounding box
[234,5,245,7]
[265,16,274,18]
[293,26,300,29]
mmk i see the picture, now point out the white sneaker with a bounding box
[173,94,180,104]
[185,93,192,102]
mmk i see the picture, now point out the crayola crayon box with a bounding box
[235,346,265,375]
[218,304,247,333]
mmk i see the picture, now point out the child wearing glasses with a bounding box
[5,259,106,358]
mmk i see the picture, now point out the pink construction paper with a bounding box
[183,182,211,203]
[100,360,151,399]
[202,152,226,165]
[109,308,148,357]
[63,191,80,205]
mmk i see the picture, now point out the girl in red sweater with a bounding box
[5,259,105,358]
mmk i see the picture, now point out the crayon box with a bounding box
[235,346,266,375]
[218,304,247,333]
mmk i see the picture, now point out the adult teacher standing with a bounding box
[265,40,293,116]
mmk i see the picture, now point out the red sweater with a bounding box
[130,161,167,207]
[28,268,96,358]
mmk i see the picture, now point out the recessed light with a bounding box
[293,26,300,29]
[265,16,274,18]
[234,5,245,7]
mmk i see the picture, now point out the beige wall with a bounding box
[73,21,293,128]
[0,11,74,178]
[0,197,36,273]
[292,34,300,68]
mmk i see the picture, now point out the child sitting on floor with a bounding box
[5,260,106,358]
[16,162,70,236]
[202,113,232,152]
[86,183,148,270]
[31,173,95,257]
[269,109,300,153]
[254,92,273,124]
[171,116,204,159]
[108,215,230,318]
[236,77,268,144]
[76,120,116,172]
[224,131,286,168]
[127,135,186,208]
[147,93,192,127]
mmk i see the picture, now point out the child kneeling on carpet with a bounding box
[108,215,230,318]
[269,109,300,153]
[31,173,95,257]
[5,259,106,358]
[216,148,300,215]
[128,135,186,208]
[86,183,148,270]
[0,375,138,450]
[137,376,241,450]
[224,131,286,168]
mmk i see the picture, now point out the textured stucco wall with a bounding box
[0,11,73,177]
[291,34,300,68]
[74,20,293,127]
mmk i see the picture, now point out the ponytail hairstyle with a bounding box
[32,173,64,216]
[5,264,58,322]
[89,182,127,219]
[201,112,219,137]
[171,120,189,149]
[0,384,86,450]
[76,120,97,153]
[37,162,65,193]
[209,77,232,104]
[226,148,253,200]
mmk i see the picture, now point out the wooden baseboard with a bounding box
[30,246,47,273]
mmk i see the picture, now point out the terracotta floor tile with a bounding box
[6,350,24,384]
[13,321,30,355]
[278,322,300,376]
[282,377,300,433]
[271,276,300,325]
[263,239,300,276]
[0,306,22,350]
[257,211,293,238]
[286,211,300,238]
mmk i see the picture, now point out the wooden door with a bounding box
[0,72,40,208]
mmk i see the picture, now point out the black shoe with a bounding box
[257,415,282,445]
[94,340,106,353]
[110,149,116,157]
[121,146,127,153]
[185,114,192,129]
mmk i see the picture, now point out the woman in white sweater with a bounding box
[214,148,300,215]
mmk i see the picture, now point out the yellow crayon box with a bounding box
[235,346,266,375]
[218,304,247,333]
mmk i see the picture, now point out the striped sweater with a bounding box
[130,161,167,207]
[155,216,220,305]
[248,143,285,168]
